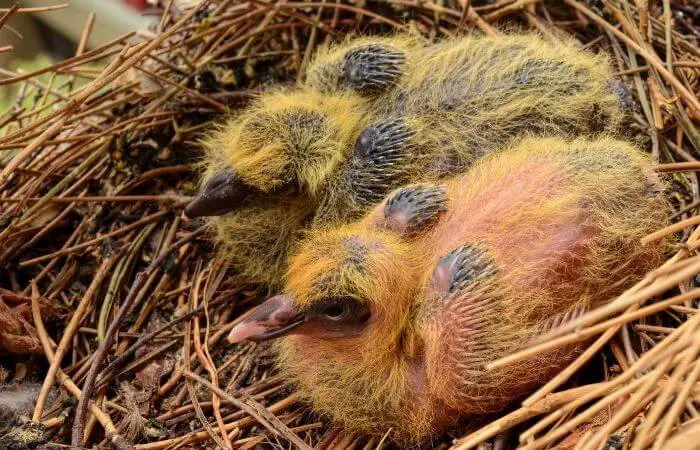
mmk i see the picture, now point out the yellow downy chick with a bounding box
[226,136,669,443]
[187,33,631,288]
[188,89,371,287]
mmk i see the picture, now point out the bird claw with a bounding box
[343,44,406,94]
[383,183,447,237]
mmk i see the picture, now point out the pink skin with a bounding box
[228,293,464,435]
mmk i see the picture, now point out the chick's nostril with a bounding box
[184,169,251,218]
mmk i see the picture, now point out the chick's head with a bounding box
[228,225,416,346]
[186,89,367,218]
[227,226,431,437]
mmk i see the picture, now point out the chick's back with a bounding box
[374,34,625,176]
[194,33,632,289]
[406,136,669,414]
[316,33,627,224]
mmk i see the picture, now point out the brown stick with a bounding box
[653,162,700,173]
[0,4,68,13]
[564,0,700,114]
[452,384,603,449]
[70,225,207,449]
[0,194,192,203]
[183,371,312,450]
[32,255,121,421]
[30,284,128,447]
[19,209,172,267]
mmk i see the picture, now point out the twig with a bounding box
[19,209,172,267]
[30,283,132,449]
[565,0,700,114]
[183,371,313,450]
[32,254,122,421]
[0,4,68,13]
[70,225,207,449]
[452,384,603,449]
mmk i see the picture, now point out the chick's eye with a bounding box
[309,296,371,328]
[322,303,347,321]
[274,181,300,196]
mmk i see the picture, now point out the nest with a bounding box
[0,0,698,449]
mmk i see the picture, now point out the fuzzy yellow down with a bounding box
[317,33,626,221]
[209,197,314,289]
[201,89,369,195]
[198,32,629,288]
[276,136,669,443]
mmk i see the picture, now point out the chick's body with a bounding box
[195,33,629,288]
[314,33,626,222]
[198,90,370,286]
[265,137,669,442]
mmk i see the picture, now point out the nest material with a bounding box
[0,1,698,449]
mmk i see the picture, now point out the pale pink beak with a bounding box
[227,295,305,343]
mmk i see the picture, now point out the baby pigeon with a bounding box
[187,33,631,287]
[226,136,669,442]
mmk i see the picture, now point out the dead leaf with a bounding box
[0,301,42,355]
[114,59,163,97]
[552,401,623,450]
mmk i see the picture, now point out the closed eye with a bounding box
[275,182,301,196]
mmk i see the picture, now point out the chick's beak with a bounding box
[184,169,252,218]
[227,295,305,344]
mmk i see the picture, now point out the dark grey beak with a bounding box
[184,169,252,218]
